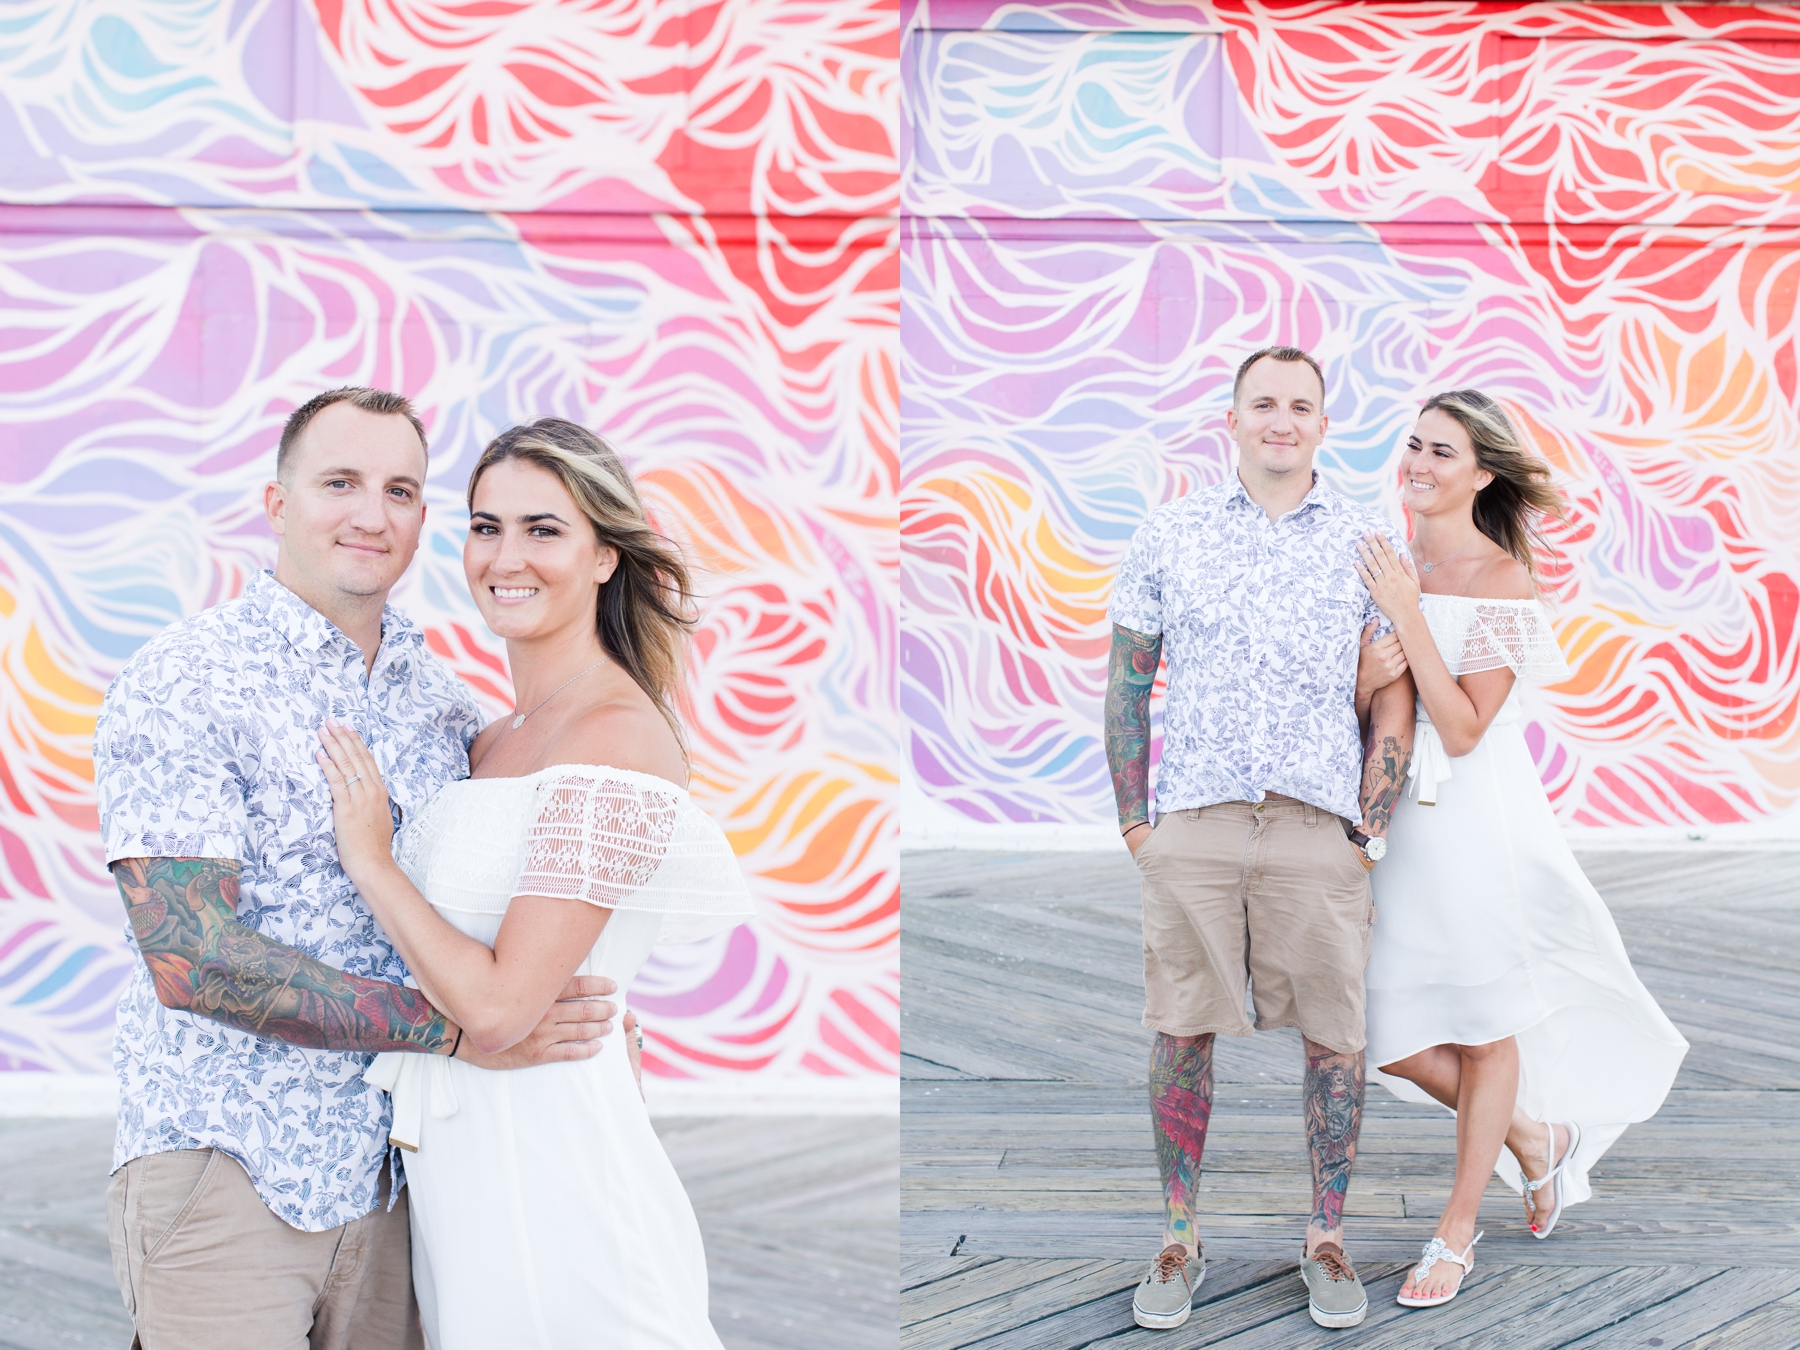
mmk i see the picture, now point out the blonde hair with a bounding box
[1419,389,1565,582]
[467,419,696,744]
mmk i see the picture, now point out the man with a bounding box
[1105,347,1416,1332]
[96,388,619,1349]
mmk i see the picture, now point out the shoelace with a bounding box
[1153,1245,1191,1284]
[1309,1245,1355,1283]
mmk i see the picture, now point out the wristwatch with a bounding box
[1349,829,1387,863]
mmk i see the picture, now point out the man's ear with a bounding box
[265,480,288,537]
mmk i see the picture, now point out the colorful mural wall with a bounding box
[0,0,899,1093]
[903,0,1800,840]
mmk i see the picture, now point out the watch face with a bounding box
[1364,835,1387,862]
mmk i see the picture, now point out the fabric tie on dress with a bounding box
[366,1050,459,1153]
[1407,713,1454,806]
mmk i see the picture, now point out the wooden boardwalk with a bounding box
[0,1112,897,1350]
[902,847,1800,1348]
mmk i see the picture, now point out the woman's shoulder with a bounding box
[1425,551,1536,605]
[549,698,687,792]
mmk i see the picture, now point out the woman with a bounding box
[1353,390,1687,1309]
[314,418,755,1348]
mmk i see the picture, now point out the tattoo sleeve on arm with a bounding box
[1359,680,1415,835]
[113,857,452,1053]
[1104,624,1163,832]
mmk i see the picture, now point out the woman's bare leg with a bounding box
[1383,1039,1520,1299]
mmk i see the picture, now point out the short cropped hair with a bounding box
[1231,346,1326,405]
[276,387,429,482]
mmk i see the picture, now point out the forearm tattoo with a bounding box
[1304,1044,1365,1236]
[1358,732,1409,836]
[112,857,452,1053]
[1151,1032,1213,1251]
[1105,625,1163,832]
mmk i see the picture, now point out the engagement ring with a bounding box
[345,773,362,786]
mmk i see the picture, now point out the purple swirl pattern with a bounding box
[903,0,1800,838]
[0,1,898,1091]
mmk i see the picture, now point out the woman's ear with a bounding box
[1475,468,1495,492]
[596,543,621,585]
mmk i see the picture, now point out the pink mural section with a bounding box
[0,0,899,1092]
[902,0,1800,839]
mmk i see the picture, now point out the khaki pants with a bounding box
[1137,797,1375,1054]
[107,1148,422,1350]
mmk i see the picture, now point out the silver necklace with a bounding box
[1419,535,1479,573]
[510,659,606,729]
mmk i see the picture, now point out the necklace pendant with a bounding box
[512,714,526,729]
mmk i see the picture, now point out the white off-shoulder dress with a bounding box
[365,765,756,1350]
[1366,596,1688,1208]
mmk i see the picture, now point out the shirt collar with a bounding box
[245,570,421,666]
[1227,469,1331,519]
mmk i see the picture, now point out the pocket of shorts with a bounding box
[136,1148,219,1264]
[1132,817,1166,868]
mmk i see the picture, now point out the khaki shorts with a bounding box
[107,1147,422,1350]
[1136,796,1375,1055]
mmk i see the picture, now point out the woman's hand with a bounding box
[1354,532,1421,625]
[315,720,397,885]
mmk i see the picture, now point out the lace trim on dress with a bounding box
[511,767,756,945]
[1423,597,1571,682]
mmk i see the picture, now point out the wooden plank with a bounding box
[1683,1286,1800,1349]
[904,1259,1141,1349]
[1557,1267,1800,1348]
[903,1256,1006,1292]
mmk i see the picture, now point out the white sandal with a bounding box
[1396,1231,1481,1308]
[1523,1120,1582,1239]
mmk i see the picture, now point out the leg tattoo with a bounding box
[1304,1041,1365,1240]
[1151,1032,1214,1251]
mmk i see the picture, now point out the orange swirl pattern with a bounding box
[903,0,1800,837]
[0,0,897,1090]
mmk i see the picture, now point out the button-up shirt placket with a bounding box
[1107,473,1409,822]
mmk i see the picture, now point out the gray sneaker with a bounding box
[1133,1242,1205,1329]
[1300,1241,1368,1328]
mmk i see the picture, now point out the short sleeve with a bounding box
[511,769,758,945]
[96,651,248,864]
[1457,602,1571,682]
[513,774,679,907]
[1107,511,1166,635]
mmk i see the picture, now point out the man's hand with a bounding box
[1356,621,1407,702]
[1124,821,1153,857]
[455,975,618,1070]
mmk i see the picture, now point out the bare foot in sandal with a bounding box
[1509,1120,1574,1232]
